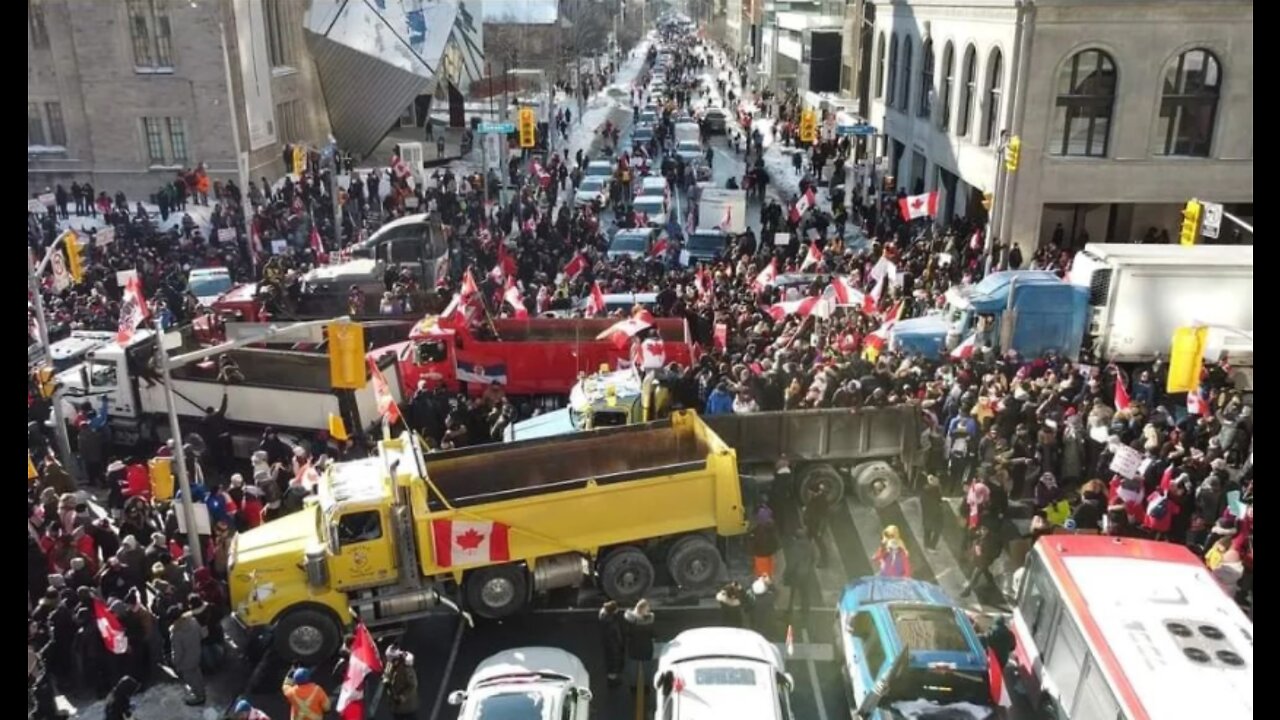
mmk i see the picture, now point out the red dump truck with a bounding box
[376,315,697,401]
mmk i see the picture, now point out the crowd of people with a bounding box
[27,24,1251,720]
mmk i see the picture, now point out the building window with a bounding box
[28,103,46,146]
[957,45,977,137]
[938,42,956,130]
[264,0,294,68]
[886,35,899,107]
[141,116,188,166]
[875,33,886,99]
[277,100,303,143]
[919,39,934,119]
[1050,49,1117,157]
[1155,48,1221,157]
[44,102,66,146]
[127,0,174,71]
[901,38,913,114]
[982,48,1004,147]
[29,0,49,48]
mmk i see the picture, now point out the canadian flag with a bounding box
[752,258,778,292]
[93,598,129,655]
[438,293,466,328]
[695,267,714,297]
[391,154,411,179]
[460,268,480,302]
[789,188,816,224]
[862,272,885,314]
[767,296,830,321]
[1187,387,1208,416]
[116,274,150,344]
[987,647,1012,708]
[1114,375,1132,412]
[309,223,327,261]
[800,241,824,271]
[369,359,402,424]
[431,518,511,568]
[830,275,861,306]
[563,252,589,279]
[632,337,667,369]
[585,281,607,316]
[898,190,940,221]
[950,333,978,360]
[336,622,382,720]
[489,243,517,283]
[503,277,528,319]
[250,218,264,255]
[649,235,670,258]
[720,204,732,229]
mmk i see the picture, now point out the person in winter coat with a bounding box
[103,675,141,720]
[784,529,819,616]
[169,597,207,704]
[73,605,112,698]
[1143,474,1186,541]
[623,599,656,690]
[599,600,627,685]
[747,503,781,579]
[705,381,735,414]
[715,582,749,628]
[873,525,912,578]
[920,475,946,550]
[383,645,420,720]
[1071,479,1108,532]
[960,524,1002,599]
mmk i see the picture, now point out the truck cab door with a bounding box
[412,337,456,388]
[85,356,135,418]
[329,509,400,590]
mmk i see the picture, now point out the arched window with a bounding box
[957,44,976,137]
[919,39,935,118]
[875,33,887,99]
[1156,48,1221,157]
[901,37,914,113]
[1050,48,1117,157]
[981,48,1004,146]
[886,35,899,107]
[939,41,955,130]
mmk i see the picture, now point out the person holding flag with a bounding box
[335,622,382,720]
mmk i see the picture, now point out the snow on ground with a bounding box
[52,203,215,238]
[563,40,652,162]
[61,682,228,720]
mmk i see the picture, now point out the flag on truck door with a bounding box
[432,519,511,567]
[455,356,508,385]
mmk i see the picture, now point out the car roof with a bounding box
[659,627,784,670]
[470,647,589,690]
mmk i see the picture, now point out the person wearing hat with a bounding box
[282,665,330,720]
[920,475,945,550]
[230,698,271,720]
[383,645,419,720]
[873,525,912,578]
[169,595,207,704]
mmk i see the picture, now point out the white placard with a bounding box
[217,227,237,243]
[174,502,213,535]
[116,269,138,286]
[679,249,691,266]
[95,227,115,246]
[1109,445,1144,479]
[775,233,792,247]
[38,193,56,207]
[28,199,45,213]
[405,197,420,209]
[50,251,70,291]
[271,239,288,255]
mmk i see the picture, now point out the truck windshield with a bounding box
[415,340,448,364]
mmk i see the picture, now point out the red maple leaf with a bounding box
[455,528,486,550]
[910,198,925,210]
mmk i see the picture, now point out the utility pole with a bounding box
[27,237,76,478]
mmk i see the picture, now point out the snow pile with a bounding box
[67,683,227,720]
[564,40,652,162]
[52,203,215,238]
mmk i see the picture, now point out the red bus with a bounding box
[1011,535,1252,720]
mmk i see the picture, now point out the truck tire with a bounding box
[600,547,655,605]
[273,607,342,665]
[465,565,529,619]
[798,464,845,505]
[666,535,723,592]
[853,461,902,508]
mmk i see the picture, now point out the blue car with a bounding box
[836,577,998,719]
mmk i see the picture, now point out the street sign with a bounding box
[838,123,877,137]
[479,122,515,134]
[1200,201,1223,239]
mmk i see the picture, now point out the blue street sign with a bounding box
[837,123,877,137]
[479,122,516,134]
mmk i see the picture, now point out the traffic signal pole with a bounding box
[155,315,349,568]
[28,236,77,479]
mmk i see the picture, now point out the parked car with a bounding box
[674,140,704,165]
[608,228,656,260]
[702,107,728,134]
[575,175,610,208]
[653,627,795,720]
[633,195,668,228]
[448,647,593,720]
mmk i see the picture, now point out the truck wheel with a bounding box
[798,464,845,505]
[465,565,529,619]
[853,461,902,508]
[273,608,342,665]
[601,547,655,605]
[666,535,723,592]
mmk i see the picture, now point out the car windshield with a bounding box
[634,127,654,139]
[580,177,606,191]
[474,690,549,720]
[586,164,612,177]
[189,274,232,297]
[678,142,701,152]
[635,199,664,215]
[688,233,724,252]
[612,235,647,252]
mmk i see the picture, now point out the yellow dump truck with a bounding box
[227,410,746,664]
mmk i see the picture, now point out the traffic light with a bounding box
[1179,199,1203,246]
[33,366,56,399]
[518,107,537,149]
[799,109,817,144]
[65,232,84,283]
[328,321,366,389]
[1004,136,1021,172]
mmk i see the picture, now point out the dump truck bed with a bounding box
[703,406,921,464]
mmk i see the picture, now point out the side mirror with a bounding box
[447,690,467,706]
[781,672,795,691]
[576,687,593,702]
